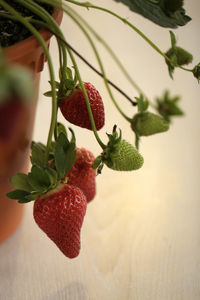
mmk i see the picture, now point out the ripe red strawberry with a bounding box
[33,183,87,259]
[59,82,105,131]
[65,148,96,203]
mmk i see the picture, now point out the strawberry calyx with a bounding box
[93,125,144,173]
[165,31,193,78]
[44,67,77,101]
[7,128,77,203]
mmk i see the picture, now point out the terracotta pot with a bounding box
[0,8,63,243]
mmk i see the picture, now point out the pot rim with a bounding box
[4,8,63,60]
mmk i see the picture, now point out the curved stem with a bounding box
[66,5,147,99]
[41,0,132,122]
[65,8,132,121]
[65,0,193,73]
[0,0,57,166]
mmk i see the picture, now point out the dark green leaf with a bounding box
[113,0,191,28]
[10,173,33,192]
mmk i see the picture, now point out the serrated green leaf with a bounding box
[28,165,51,192]
[10,173,33,192]
[113,0,191,28]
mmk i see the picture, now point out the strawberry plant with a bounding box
[0,0,199,258]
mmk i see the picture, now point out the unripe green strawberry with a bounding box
[105,139,144,171]
[131,112,169,137]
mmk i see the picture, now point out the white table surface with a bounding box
[1,1,200,299]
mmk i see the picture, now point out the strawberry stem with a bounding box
[60,4,132,122]
[65,0,193,73]
[41,0,133,122]
[65,5,149,101]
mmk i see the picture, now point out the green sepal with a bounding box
[6,189,30,203]
[44,91,55,98]
[24,192,41,202]
[135,94,149,113]
[45,167,58,188]
[165,31,193,78]
[27,165,51,193]
[10,173,33,192]
[92,155,102,170]
[192,64,200,82]
[30,142,47,168]
[155,90,184,122]
[57,122,68,137]
[54,131,76,180]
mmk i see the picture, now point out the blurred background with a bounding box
[1,1,200,299]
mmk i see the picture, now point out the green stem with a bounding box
[0,0,57,166]
[65,0,193,73]
[67,5,147,98]
[65,7,131,121]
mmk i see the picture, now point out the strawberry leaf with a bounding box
[113,0,191,28]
